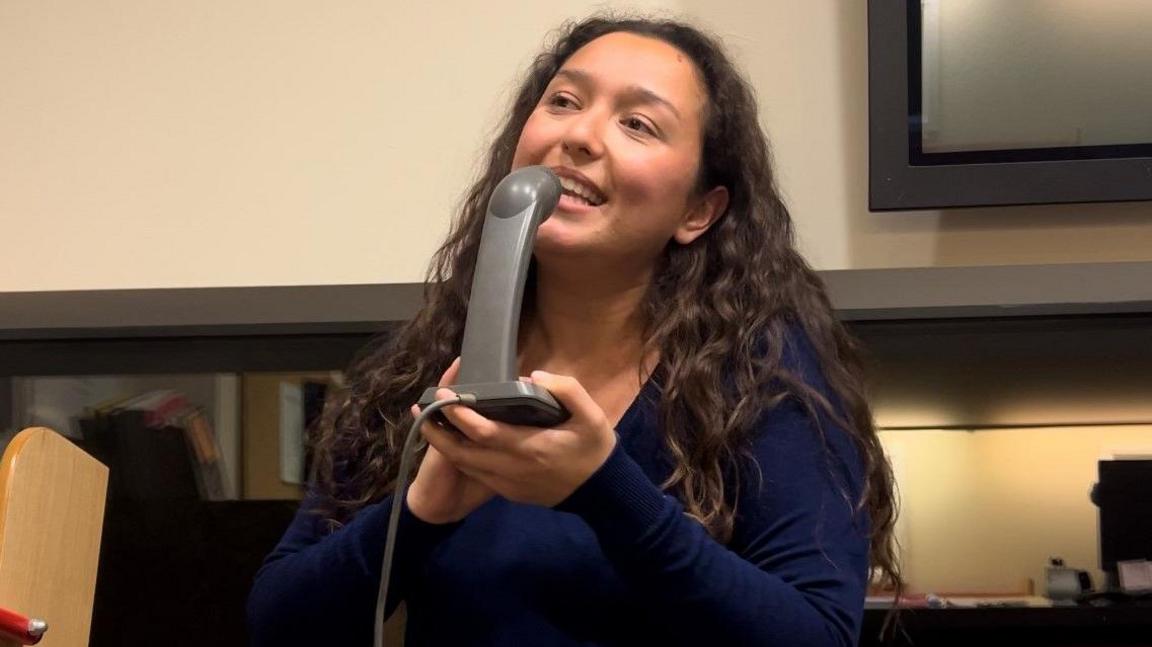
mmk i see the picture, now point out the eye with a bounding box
[546,92,579,110]
[621,115,657,137]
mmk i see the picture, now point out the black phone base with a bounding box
[418,381,570,428]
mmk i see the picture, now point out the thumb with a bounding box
[439,357,462,388]
[528,371,600,423]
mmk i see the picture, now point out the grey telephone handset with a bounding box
[378,166,568,647]
[417,165,570,427]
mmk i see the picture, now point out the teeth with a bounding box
[558,176,604,206]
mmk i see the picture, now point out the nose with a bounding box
[561,111,605,161]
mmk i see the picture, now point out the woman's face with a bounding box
[512,32,726,268]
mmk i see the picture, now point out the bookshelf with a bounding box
[6,265,1151,430]
[2,267,1151,645]
[3,263,1152,340]
[0,287,393,647]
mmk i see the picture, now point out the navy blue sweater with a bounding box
[247,339,870,646]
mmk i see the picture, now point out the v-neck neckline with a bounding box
[612,367,659,432]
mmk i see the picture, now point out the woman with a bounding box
[248,15,900,646]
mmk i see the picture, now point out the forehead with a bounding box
[558,32,706,117]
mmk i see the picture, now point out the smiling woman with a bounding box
[248,15,900,647]
[514,32,729,275]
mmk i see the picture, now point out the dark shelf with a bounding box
[3,278,1150,646]
[3,262,1152,344]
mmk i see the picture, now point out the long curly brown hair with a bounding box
[310,15,901,594]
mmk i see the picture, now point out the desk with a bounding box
[861,605,1152,646]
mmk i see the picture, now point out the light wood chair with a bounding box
[0,428,108,647]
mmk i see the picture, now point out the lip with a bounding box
[550,166,607,207]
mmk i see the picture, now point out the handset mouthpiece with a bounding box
[488,165,562,220]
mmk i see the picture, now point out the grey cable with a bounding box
[375,393,475,647]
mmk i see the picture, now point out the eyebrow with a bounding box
[553,68,683,121]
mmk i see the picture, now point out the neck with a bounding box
[518,258,653,379]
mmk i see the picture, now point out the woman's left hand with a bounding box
[420,371,617,507]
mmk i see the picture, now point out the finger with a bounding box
[419,407,518,473]
[418,399,492,459]
[527,371,604,425]
[419,410,471,458]
[434,387,506,446]
[438,356,462,388]
[421,420,509,477]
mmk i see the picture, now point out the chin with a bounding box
[532,231,596,262]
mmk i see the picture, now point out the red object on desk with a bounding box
[0,606,46,645]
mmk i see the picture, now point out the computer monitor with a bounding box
[1096,460,1152,572]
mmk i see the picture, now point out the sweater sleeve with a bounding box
[246,491,461,646]
[556,352,870,646]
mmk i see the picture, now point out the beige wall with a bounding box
[880,426,1152,595]
[3,0,1151,292]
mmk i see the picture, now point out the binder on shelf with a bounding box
[76,390,228,502]
[177,407,227,501]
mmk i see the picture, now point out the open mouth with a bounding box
[557,176,606,207]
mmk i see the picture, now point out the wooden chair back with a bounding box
[0,427,108,647]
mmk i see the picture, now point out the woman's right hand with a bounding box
[405,358,495,524]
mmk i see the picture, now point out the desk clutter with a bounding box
[862,556,1152,647]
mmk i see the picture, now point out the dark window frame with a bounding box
[868,0,1152,211]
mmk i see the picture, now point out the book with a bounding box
[78,390,228,501]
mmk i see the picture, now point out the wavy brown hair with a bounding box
[310,15,901,594]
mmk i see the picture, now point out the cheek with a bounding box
[614,149,699,211]
[511,113,552,168]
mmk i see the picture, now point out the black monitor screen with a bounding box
[1097,459,1152,572]
[869,0,1152,209]
[909,0,1152,166]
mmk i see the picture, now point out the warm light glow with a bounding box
[879,425,1152,595]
